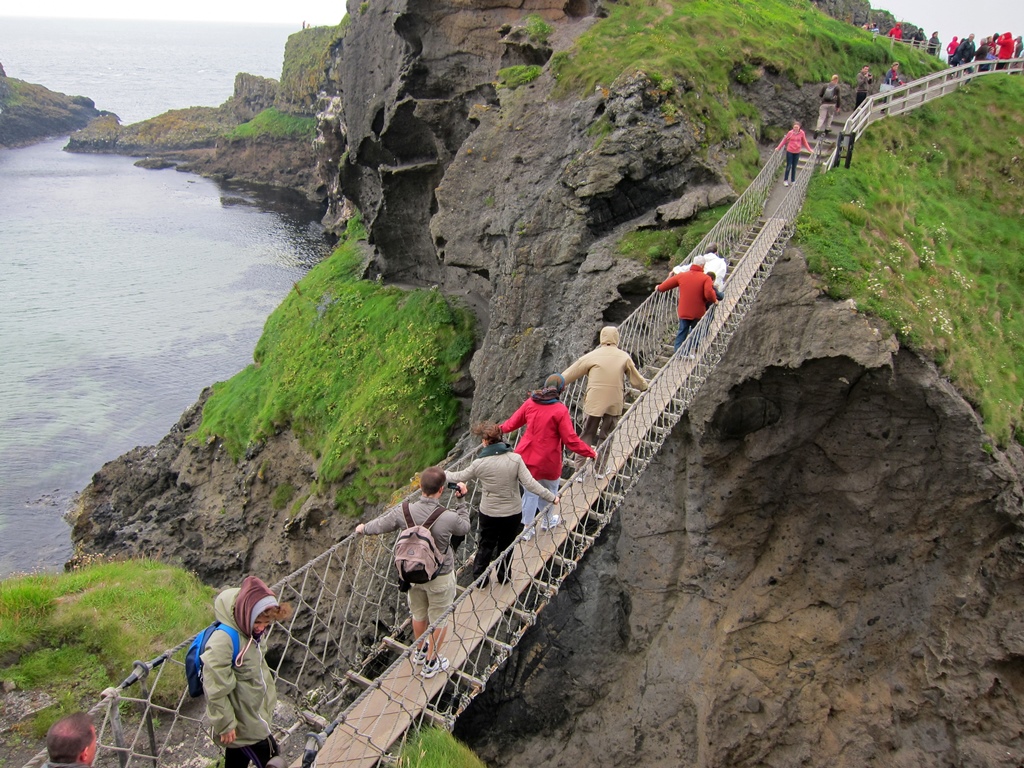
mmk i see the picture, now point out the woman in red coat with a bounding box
[501,374,595,538]
[996,32,1015,62]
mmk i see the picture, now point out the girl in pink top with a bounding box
[776,122,813,186]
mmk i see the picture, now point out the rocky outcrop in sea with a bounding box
[0,64,106,147]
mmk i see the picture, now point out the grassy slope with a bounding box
[226,107,316,140]
[396,728,487,768]
[277,20,350,113]
[195,218,476,513]
[0,560,213,737]
[551,0,944,264]
[796,76,1024,444]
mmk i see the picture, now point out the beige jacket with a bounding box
[446,443,555,518]
[562,327,649,417]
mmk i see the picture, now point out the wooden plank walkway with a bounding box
[301,216,790,768]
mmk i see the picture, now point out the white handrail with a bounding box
[827,57,1024,169]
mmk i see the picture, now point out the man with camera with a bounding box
[356,466,470,678]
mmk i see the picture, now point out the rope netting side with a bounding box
[23,142,808,768]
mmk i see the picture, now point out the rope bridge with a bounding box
[24,131,821,768]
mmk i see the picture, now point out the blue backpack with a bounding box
[185,621,240,698]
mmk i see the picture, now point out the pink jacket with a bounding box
[500,398,595,481]
[777,129,812,154]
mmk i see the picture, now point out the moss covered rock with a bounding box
[0,75,104,148]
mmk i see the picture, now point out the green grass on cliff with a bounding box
[227,107,316,140]
[618,203,729,267]
[0,560,213,736]
[278,20,349,113]
[796,76,1024,445]
[396,728,486,768]
[195,217,476,513]
[550,0,942,179]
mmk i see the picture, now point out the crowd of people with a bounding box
[948,32,1022,70]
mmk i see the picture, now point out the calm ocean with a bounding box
[0,18,332,577]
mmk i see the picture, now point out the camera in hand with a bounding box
[447,482,460,490]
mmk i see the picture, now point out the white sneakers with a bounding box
[423,656,450,678]
[411,643,429,666]
[540,513,561,531]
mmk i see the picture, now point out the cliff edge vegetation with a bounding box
[798,76,1024,444]
[194,217,476,514]
[550,0,941,186]
[0,72,104,148]
[0,560,212,740]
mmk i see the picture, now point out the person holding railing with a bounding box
[446,422,559,578]
[656,260,718,354]
[888,23,902,41]
[928,32,941,56]
[356,468,470,678]
[561,326,649,479]
[776,121,812,186]
[499,375,594,538]
[880,62,905,92]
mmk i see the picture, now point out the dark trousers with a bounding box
[673,318,700,352]
[855,90,868,108]
[783,151,800,182]
[225,736,278,768]
[474,514,523,583]
[580,413,618,446]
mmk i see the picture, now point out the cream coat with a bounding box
[446,446,555,518]
[561,327,649,417]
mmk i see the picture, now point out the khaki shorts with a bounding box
[407,571,457,624]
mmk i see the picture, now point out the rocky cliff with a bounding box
[69,1,1024,763]
[456,248,1024,767]
[0,68,105,147]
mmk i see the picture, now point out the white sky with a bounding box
[0,0,1017,46]
[0,1,346,25]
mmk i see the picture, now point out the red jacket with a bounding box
[656,263,718,320]
[500,398,595,481]
[888,25,902,40]
[996,32,1014,60]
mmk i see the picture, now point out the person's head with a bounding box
[545,373,566,391]
[968,33,975,41]
[932,31,938,37]
[705,242,719,254]
[420,466,446,496]
[46,712,97,766]
[791,121,801,131]
[233,575,292,637]
[830,74,839,83]
[598,327,619,347]
[861,65,870,73]
[891,62,900,70]
[692,254,706,267]
[471,421,504,445]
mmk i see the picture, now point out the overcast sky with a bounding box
[879,0,1022,47]
[0,0,1018,45]
[0,1,346,25]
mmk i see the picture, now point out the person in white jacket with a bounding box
[673,243,727,298]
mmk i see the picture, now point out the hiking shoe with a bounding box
[423,656,450,679]
[411,643,429,666]
[542,513,561,530]
[783,180,789,187]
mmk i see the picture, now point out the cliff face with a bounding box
[456,249,1024,766]
[69,2,1024,762]
[0,70,104,147]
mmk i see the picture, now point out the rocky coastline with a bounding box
[0,62,108,148]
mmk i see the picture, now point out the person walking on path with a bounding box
[656,261,718,353]
[201,576,293,768]
[855,65,874,109]
[44,712,97,768]
[447,422,558,581]
[815,74,842,138]
[776,121,812,187]
[356,467,470,678]
[561,326,649,476]
[500,375,595,537]
[946,36,959,64]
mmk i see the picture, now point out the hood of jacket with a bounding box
[600,326,620,346]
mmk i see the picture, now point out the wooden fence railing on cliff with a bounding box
[20,58,1023,768]
[826,57,1024,170]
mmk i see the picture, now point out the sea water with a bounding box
[0,18,332,576]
